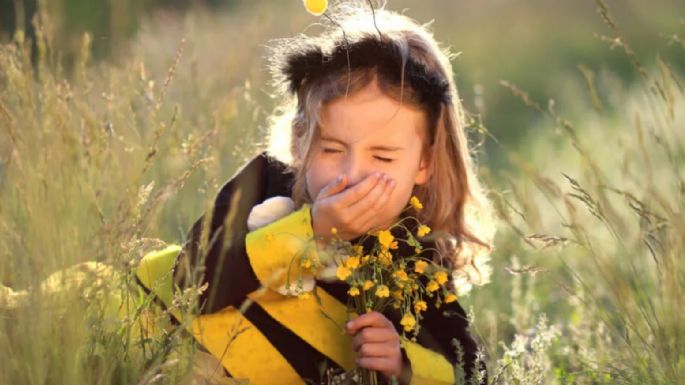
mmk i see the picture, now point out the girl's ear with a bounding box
[414,147,433,185]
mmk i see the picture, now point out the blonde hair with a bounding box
[263,1,496,288]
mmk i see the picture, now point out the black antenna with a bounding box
[323,12,352,99]
[366,0,403,113]
[367,0,383,40]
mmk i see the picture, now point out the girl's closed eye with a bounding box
[374,155,394,163]
[322,148,343,154]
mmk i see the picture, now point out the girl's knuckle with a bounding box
[360,328,372,341]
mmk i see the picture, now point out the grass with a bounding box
[0,1,683,384]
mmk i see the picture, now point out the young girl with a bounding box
[136,2,496,384]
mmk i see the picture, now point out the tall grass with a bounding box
[0,7,261,385]
[0,1,683,385]
[467,1,684,384]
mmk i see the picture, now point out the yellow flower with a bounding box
[336,265,352,281]
[400,313,416,332]
[348,287,360,297]
[414,300,428,313]
[414,260,429,274]
[392,289,404,300]
[378,249,393,266]
[303,0,328,16]
[444,293,458,303]
[417,225,431,237]
[393,270,409,282]
[375,285,390,298]
[410,196,423,210]
[345,256,361,270]
[353,245,364,256]
[331,227,338,235]
[389,241,399,250]
[427,280,440,292]
[435,271,449,285]
[362,280,375,291]
[377,230,395,249]
[361,255,371,264]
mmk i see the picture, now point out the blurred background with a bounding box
[1,0,683,166]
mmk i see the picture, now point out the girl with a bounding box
[136,1,496,384]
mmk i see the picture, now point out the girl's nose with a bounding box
[343,152,373,186]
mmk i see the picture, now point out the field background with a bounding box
[0,0,683,384]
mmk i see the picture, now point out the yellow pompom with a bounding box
[303,0,328,16]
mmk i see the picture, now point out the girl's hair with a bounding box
[263,0,496,286]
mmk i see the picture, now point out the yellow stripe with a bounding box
[135,245,183,308]
[245,204,316,290]
[189,307,306,385]
[402,339,455,385]
[249,286,356,371]
[243,204,356,368]
[136,246,304,385]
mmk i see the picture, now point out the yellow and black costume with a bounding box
[135,152,486,385]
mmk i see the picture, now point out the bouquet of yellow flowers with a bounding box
[287,196,460,384]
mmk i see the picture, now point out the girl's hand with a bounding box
[345,311,403,380]
[311,173,396,241]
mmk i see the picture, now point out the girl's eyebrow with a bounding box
[319,136,404,151]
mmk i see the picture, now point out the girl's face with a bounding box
[305,79,432,229]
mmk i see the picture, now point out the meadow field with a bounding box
[0,1,683,384]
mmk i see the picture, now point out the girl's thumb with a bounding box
[317,175,347,200]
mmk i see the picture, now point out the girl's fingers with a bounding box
[352,327,398,351]
[346,174,390,217]
[356,356,396,373]
[355,177,396,229]
[316,174,348,200]
[336,173,382,207]
[346,311,394,334]
[355,341,397,358]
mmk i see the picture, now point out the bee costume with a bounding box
[136,10,489,383]
[135,152,485,385]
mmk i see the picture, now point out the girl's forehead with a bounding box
[319,92,427,146]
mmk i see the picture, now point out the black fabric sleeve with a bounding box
[389,274,487,385]
[172,152,295,313]
[418,297,486,384]
[406,284,488,385]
